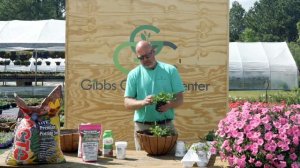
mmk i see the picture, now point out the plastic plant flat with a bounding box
[181,142,212,168]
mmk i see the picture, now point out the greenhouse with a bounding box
[229,42,299,90]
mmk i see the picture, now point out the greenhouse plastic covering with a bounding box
[229,42,298,90]
[0,19,65,51]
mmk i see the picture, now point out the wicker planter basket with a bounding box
[136,130,178,155]
[60,128,79,153]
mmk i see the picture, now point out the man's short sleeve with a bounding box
[124,71,137,98]
[171,67,185,93]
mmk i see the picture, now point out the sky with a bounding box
[229,0,258,11]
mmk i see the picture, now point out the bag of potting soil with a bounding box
[78,123,101,162]
[6,85,66,165]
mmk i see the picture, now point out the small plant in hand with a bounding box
[149,124,176,137]
[153,92,175,112]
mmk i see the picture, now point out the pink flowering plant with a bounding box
[212,102,300,168]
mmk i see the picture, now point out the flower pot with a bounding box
[136,130,178,155]
[60,128,79,153]
[34,61,42,65]
[155,101,166,112]
[10,103,17,108]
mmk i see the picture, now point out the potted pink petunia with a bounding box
[212,102,300,168]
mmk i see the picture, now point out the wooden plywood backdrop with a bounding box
[66,0,229,149]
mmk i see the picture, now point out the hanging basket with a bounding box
[136,130,178,155]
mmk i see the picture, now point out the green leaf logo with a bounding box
[113,25,178,74]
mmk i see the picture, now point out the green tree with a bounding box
[297,21,300,44]
[0,0,65,20]
[288,21,300,70]
[288,42,300,69]
[229,1,246,41]
[244,0,300,42]
[240,28,259,42]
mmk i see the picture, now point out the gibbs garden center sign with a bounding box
[80,25,211,92]
[66,0,229,149]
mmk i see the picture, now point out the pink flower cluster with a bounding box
[213,102,300,168]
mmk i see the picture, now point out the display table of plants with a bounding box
[0,132,14,149]
[0,71,65,80]
[0,98,44,149]
[0,114,16,149]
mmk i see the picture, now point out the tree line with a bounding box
[230,0,300,69]
[0,0,65,20]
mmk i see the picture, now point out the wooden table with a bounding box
[0,149,229,168]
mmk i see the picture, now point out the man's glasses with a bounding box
[137,49,154,60]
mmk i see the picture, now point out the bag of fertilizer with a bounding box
[78,123,101,162]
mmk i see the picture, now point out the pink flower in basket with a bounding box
[212,102,300,168]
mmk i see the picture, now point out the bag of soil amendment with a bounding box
[78,123,101,162]
[6,85,65,165]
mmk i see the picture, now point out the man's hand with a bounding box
[156,92,184,112]
[124,95,154,110]
[142,95,153,106]
[157,101,171,113]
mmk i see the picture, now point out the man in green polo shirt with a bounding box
[124,40,185,150]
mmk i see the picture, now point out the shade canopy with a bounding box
[0,19,65,51]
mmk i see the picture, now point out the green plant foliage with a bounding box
[191,142,210,152]
[200,130,216,142]
[0,0,65,20]
[288,42,300,69]
[13,60,21,65]
[153,92,174,103]
[149,124,175,137]
[0,131,14,144]
[60,115,64,127]
[0,114,15,123]
[229,88,300,105]
[0,100,11,110]
[23,98,43,106]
